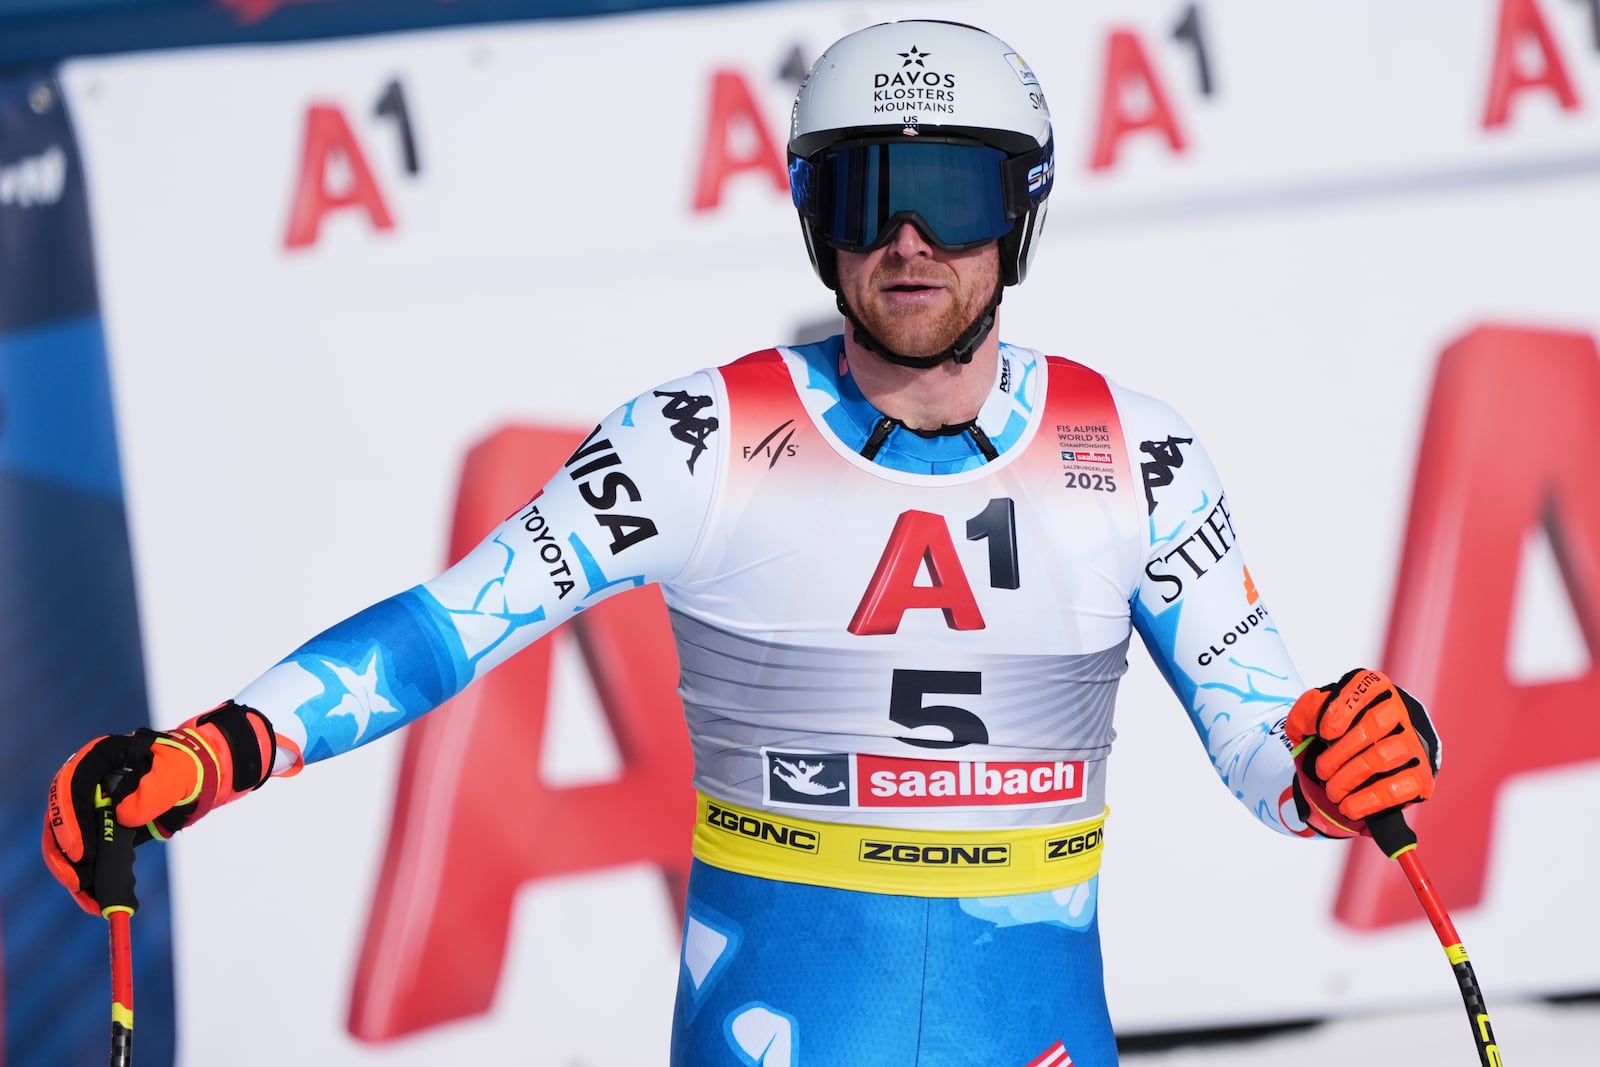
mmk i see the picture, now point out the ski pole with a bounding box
[1367,808,1502,1066]
[94,770,138,1067]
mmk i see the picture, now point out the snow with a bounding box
[1122,997,1600,1065]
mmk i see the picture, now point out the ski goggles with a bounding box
[789,137,1053,253]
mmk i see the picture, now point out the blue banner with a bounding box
[0,0,790,66]
[0,67,176,1067]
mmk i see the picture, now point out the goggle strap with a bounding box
[999,137,1053,219]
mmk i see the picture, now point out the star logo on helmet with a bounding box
[898,46,930,68]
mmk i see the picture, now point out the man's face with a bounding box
[835,223,1001,360]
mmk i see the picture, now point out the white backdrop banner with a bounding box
[53,0,1600,1062]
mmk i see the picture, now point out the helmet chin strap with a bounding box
[836,281,1004,370]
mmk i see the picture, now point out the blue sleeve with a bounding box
[246,588,470,762]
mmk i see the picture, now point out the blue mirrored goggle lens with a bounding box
[794,142,1014,252]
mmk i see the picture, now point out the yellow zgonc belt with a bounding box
[692,792,1106,897]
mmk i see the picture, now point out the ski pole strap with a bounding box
[692,792,1107,896]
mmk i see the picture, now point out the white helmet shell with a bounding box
[788,20,1054,288]
[791,20,1051,156]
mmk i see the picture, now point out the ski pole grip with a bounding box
[1367,808,1417,859]
[93,770,139,914]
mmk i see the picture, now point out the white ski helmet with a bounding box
[788,20,1054,290]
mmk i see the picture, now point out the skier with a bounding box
[45,20,1440,1064]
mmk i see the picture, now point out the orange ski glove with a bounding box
[1286,668,1441,839]
[43,701,279,914]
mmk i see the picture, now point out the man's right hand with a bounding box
[43,701,277,915]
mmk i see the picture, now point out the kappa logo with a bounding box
[654,390,719,474]
[1139,436,1193,515]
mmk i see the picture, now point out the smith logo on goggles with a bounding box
[789,135,1054,253]
[693,792,1105,896]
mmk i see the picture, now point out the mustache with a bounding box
[871,267,950,289]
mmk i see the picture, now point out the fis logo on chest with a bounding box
[743,420,798,470]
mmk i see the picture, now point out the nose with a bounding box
[884,221,934,258]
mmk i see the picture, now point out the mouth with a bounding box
[879,279,945,297]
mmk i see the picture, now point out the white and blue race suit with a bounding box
[236,335,1311,1066]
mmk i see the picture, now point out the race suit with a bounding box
[236,336,1310,1066]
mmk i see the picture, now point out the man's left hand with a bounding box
[1286,668,1441,839]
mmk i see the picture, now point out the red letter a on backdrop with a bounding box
[1336,325,1600,929]
[692,69,787,211]
[1090,30,1187,171]
[1482,0,1581,128]
[346,426,693,1040]
[284,104,395,249]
